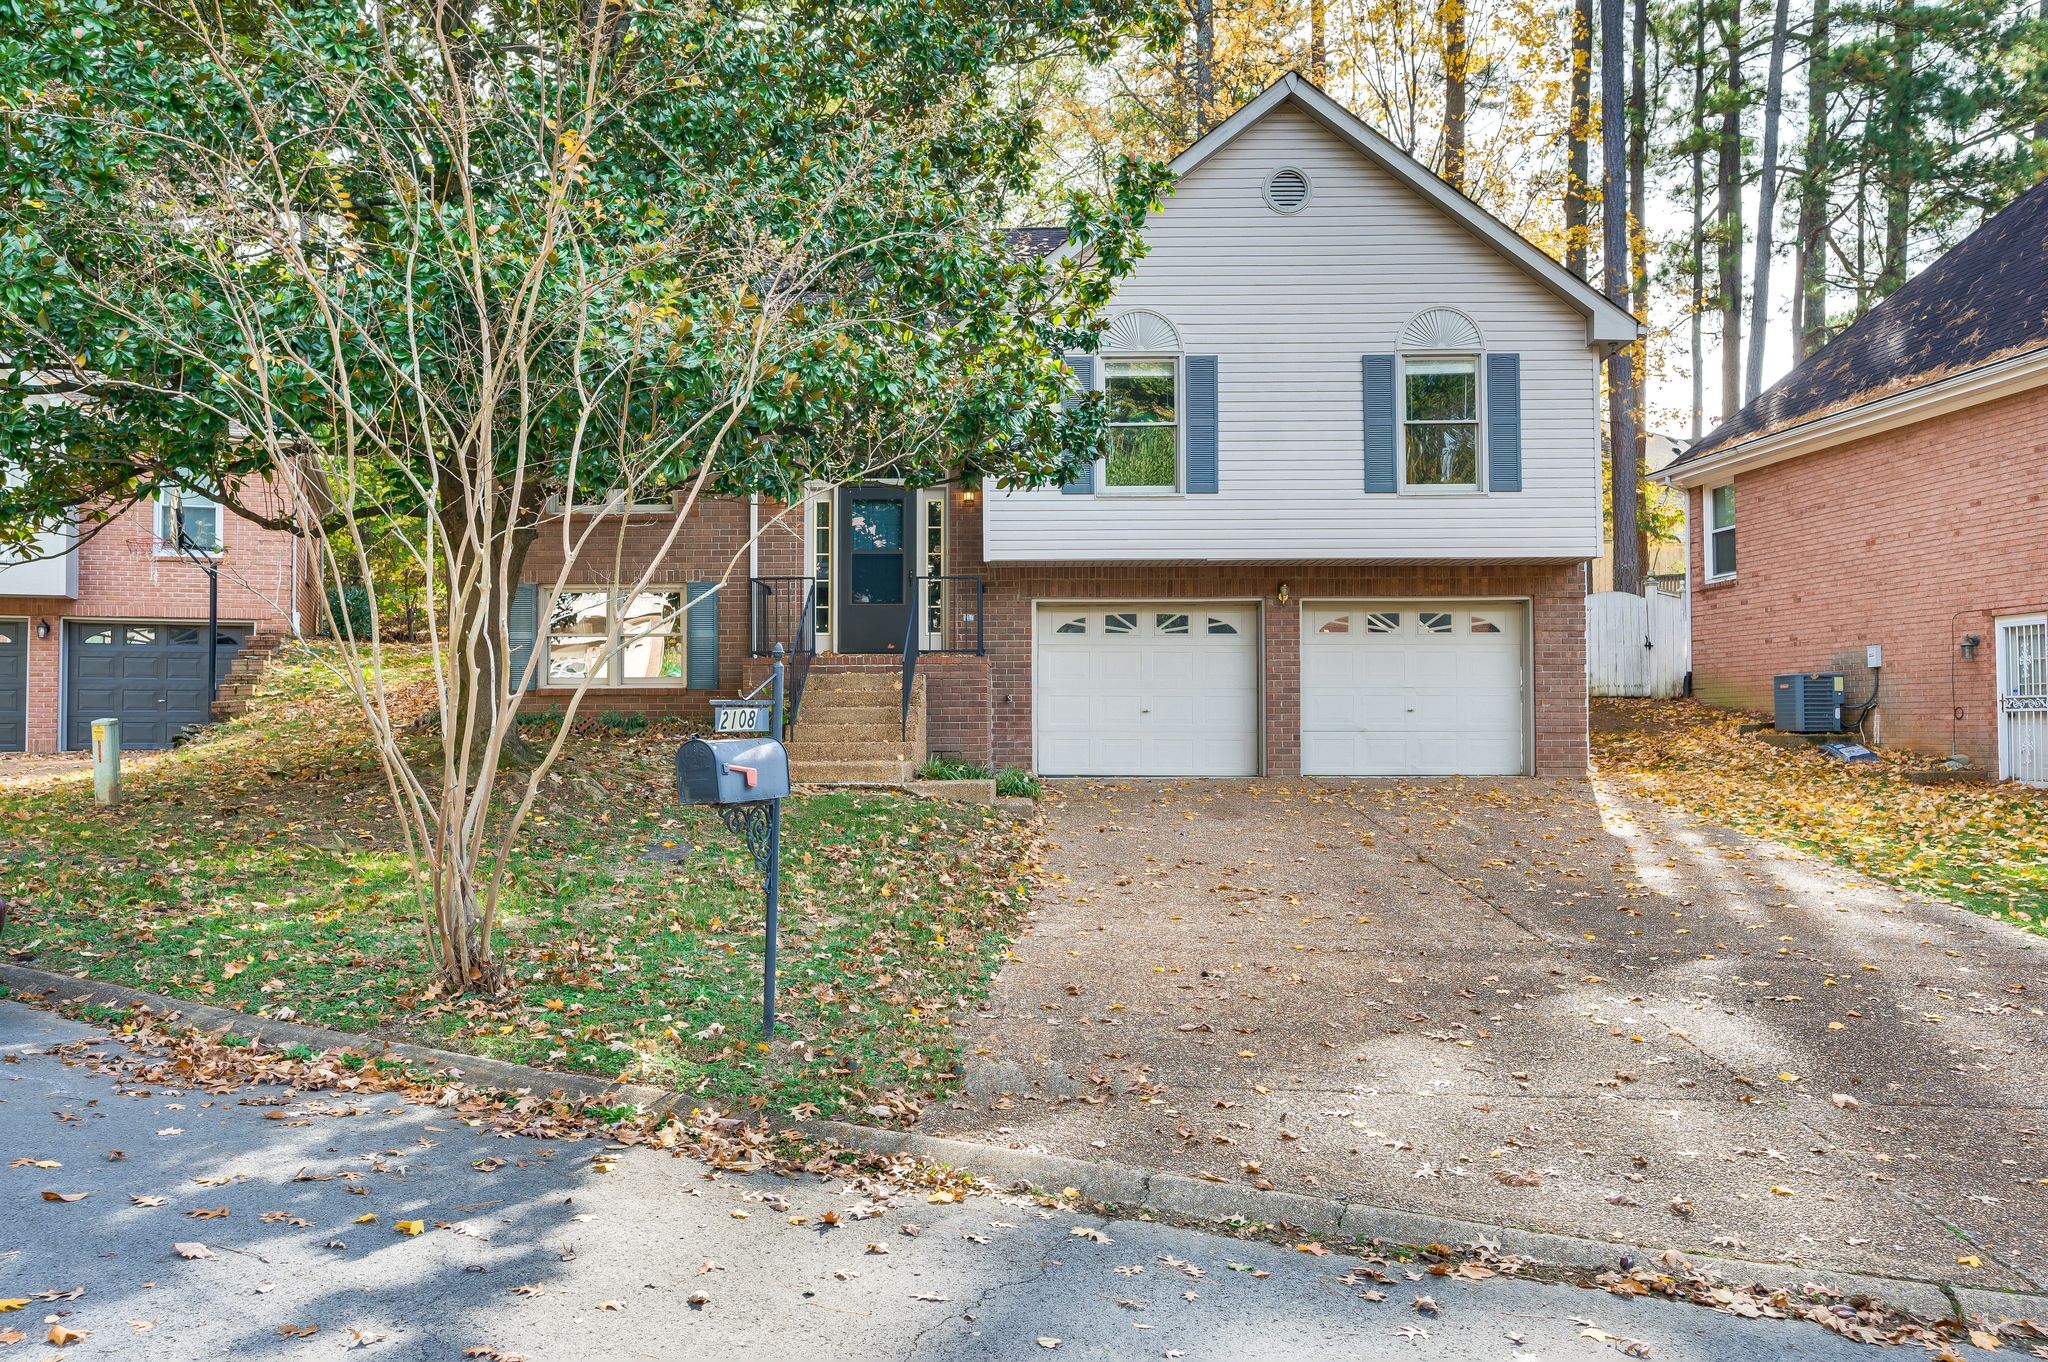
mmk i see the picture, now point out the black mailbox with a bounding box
[676,736,790,805]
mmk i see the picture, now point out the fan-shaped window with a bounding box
[1104,612,1138,635]
[1101,309,1182,354]
[1364,612,1401,634]
[1264,167,1311,214]
[1399,308,1483,351]
[1420,611,1453,635]
[1054,616,1087,635]
[1206,617,1239,635]
[1155,612,1190,636]
[1316,615,1350,635]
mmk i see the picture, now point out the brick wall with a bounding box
[1686,383,2048,771]
[954,494,1590,777]
[0,485,310,752]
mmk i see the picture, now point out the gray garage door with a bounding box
[65,622,245,750]
[0,620,24,752]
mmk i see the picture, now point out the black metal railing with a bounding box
[900,575,985,739]
[748,576,817,739]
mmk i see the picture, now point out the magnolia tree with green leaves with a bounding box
[0,0,1170,993]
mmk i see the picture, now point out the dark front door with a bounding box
[837,486,913,653]
[65,621,245,749]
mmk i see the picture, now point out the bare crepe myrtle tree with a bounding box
[0,0,1166,992]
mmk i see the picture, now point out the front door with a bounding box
[837,486,913,653]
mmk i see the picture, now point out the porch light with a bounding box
[1276,582,1291,604]
[1960,633,1981,661]
[960,487,977,504]
[35,619,50,640]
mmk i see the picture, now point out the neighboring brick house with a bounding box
[1663,178,2048,782]
[511,74,1635,781]
[0,482,313,752]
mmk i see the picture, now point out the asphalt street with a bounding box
[1,1001,1999,1361]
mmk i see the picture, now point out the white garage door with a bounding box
[1302,601,1526,776]
[1035,603,1259,777]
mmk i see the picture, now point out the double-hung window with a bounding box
[1706,484,1736,579]
[156,484,222,554]
[1401,357,1480,489]
[1101,358,1179,492]
[545,589,686,686]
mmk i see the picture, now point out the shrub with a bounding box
[995,767,1042,799]
[324,583,375,639]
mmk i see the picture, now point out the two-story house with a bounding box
[0,482,312,753]
[511,75,1635,780]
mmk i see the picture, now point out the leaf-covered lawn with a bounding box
[1,645,1037,1121]
[1593,700,2048,930]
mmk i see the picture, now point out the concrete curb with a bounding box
[0,962,691,1120]
[8,962,2037,1323]
[793,1117,2008,1323]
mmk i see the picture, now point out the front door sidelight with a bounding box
[836,487,913,653]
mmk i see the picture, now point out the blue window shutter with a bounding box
[506,582,540,693]
[1362,355,1397,493]
[1486,352,1523,492]
[1184,355,1219,494]
[685,582,720,690]
[1060,353,1097,494]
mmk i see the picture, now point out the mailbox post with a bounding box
[675,649,789,1036]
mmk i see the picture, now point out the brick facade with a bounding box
[1686,383,2048,772]
[0,487,311,752]
[518,484,1593,778]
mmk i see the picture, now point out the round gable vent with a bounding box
[1264,166,1311,214]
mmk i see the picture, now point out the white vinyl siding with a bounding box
[984,102,1600,561]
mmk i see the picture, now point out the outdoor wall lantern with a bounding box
[35,619,50,640]
[1959,633,1981,661]
[1275,582,1291,604]
[960,486,978,504]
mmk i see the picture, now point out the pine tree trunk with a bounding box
[1878,3,1915,296]
[1690,0,1707,440]
[1310,0,1328,83]
[1717,9,1744,423]
[1602,0,1641,595]
[1567,0,1594,277]
[1745,0,1790,401]
[1445,0,1469,191]
[1192,0,1217,133]
[1793,0,1831,359]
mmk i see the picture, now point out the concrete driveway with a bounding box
[925,776,2048,1295]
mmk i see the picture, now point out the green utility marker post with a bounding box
[90,717,120,807]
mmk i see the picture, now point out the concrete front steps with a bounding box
[210,632,292,721]
[787,666,926,786]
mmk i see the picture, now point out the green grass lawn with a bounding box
[1594,700,2048,931]
[1,646,1036,1120]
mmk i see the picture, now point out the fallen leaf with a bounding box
[275,1323,318,1339]
[39,1191,87,1203]
[172,1242,215,1259]
[394,1221,425,1237]
[47,1326,87,1346]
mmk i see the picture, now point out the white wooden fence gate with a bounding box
[1587,589,1691,698]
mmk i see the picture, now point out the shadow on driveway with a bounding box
[925,776,2048,1292]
